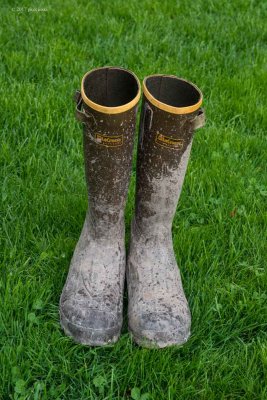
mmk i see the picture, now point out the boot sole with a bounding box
[129,326,191,349]
[60,311,120,346]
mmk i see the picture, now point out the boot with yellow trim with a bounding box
[60,67,141,345]
[127,74,205,348]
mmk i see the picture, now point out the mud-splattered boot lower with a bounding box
[127,145,192,348]
[60,215,125,346]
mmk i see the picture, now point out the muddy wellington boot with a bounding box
[60,67,141,345]
[127,74,205,348]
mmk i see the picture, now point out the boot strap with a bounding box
[74,90,96,126]
[192,108,205,130]
[139,102,153,149]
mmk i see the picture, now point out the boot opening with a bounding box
[144,75,201,109]
[82,67,140,108]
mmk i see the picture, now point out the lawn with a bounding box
[1,0,267,398]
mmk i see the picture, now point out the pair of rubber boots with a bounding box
[60,67,205,348]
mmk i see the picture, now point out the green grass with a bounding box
[1,0,267,398]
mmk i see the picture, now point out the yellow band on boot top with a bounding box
[81,67,141,114]
[143,75,203,115]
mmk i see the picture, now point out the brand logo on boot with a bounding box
[156,132,184,150]
[95,133,123,147]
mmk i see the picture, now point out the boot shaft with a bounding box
[75,67,141,237]
[135,75,205,229]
